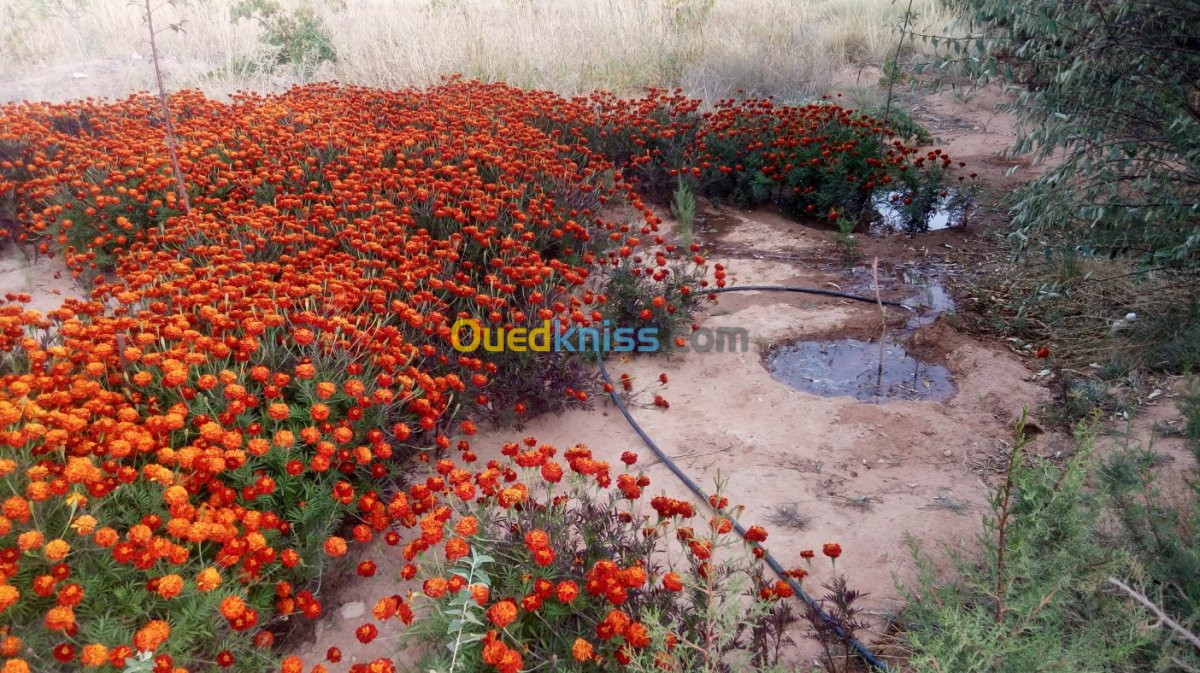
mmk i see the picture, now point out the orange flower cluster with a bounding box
[481,630,522,673]
[0,79,704,669]
[0,79,884,671]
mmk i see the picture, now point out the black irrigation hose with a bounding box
[707,284,907,308]
[597,355,893,672]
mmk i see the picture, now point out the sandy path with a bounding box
[0,245,86,312]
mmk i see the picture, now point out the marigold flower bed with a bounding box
[0,80,955,672]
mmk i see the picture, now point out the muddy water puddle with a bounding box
[764,338,954,403]
[843,261,957,329]
[871,188,970,234]
[898,264,956,329]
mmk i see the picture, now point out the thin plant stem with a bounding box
[873,257,887,384]
[143,0,191,216]
[882,0,916,126]
[994,415,1027,623]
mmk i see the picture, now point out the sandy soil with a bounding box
[0,245,86,312]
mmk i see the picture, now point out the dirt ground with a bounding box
[4,81,1186,671]
[0,245,84,314]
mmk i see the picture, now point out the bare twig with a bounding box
[143,0,191,216]
[1107,576,1200,652]
[1008,586,1059,637]
[1172,656,1200,673]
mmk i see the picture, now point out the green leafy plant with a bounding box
[232,0,338,69]
[857,103,932,146]
[443,552,494,670]
[927,0,1200,276]
[1095,380,1200,670]
[924,0,1200,377]
[834,218,859,265]
[901,414,1178,672]
[671,177,696,248]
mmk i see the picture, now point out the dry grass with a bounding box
[1,0,955,102]
[963,255,1200,376]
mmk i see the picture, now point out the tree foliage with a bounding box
[928,0,1200,270]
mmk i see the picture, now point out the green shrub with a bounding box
[232,0,338,69]
[1096,381,1200,670]
[856,102,932,146]
[902,417,1158,672]
[670,178,695,248]
[928,0,1200,271]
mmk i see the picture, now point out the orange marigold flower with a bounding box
[133,619,170,652]
[0,585,19,612]
[555,580,579,603]
[43,538,69,562]
[444,537,470,562]
[372,595,399,621]
[454,516,478,537]
[94,527,119,547]
[219,595,247,621]
[625,621,651,648]
[422,577,448,598]
[532,547,555,567]
[470,584,490,606]
[662,572,684,592]
[273,429,295,448]
[355,623,378,644]
[822,542,842,559]
[80,644,108,667]
[16,530,43,552]
[156,574,184,599]
[622,565,647,588]
[196,567,222,592]
[523,529,549,552]
[0,636,17,657]
[1,497,29,522]
[323,536,347,557]
[255,630,275,648]
[43,605,75,631]
[572,638,594,662]
[486,599,518,628]
[2,659,30,673]
[71,515,98,536]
